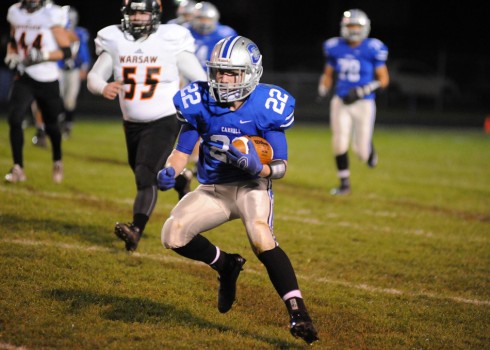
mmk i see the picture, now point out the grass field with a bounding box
[0,118,489,350]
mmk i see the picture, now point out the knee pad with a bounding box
[248,221,276,255]
[135,164,155,189]
[161,216,186,249]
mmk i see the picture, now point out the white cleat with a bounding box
[4,164,27,183]
[53,161,64,184]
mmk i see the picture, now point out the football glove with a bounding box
[317,81,329,100]
[4,53,21,70]
[23,48,49,67]
[343,81,381,105]
[227,140,263,176]
[157,167,176,191]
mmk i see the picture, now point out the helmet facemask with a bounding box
[21,0,45,12]
[208,66,261,102]
[206,36,263,103]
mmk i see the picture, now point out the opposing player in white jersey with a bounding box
[4,0,73,184]
[318,9,390,195]
[87,0,206,252]
[156,36,319,345]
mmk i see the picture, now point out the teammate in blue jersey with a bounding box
[182,2,237,171]
[57,6,91,137]
[185,2,237,70]
[318,9,390,195]
[167,0,195,25]
[156,36,319,345]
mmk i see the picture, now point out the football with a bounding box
[232,136,274,164]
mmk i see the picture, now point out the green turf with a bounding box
[0,119,489,350]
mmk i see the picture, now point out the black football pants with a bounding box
[8,73,63,167]
[123,115,180,218]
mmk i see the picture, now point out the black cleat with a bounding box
[367,146,378,168]
[32,128,47,148]
[114,222,141,252]
[217,254,246,313]
[330,186,351,196]
[174,168,193,200]
[62,122,72,139]
[290,311,319,345]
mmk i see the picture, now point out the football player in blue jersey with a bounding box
[186,2,237,70]
[156,36,319,345]
[167,0,196,25]
[58,6,92,138]
[318,9,390,195]
[183,2,238,173]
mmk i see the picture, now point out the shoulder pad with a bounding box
[173,81,209,129]
[217,25,237,37]
[94,25,121,56]
[367,38,389,62]
[325,37,341,49]
[45,4,68,27]
[254,84,295,131]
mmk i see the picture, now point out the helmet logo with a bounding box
[247,43,260,65]
[130,3,146,10]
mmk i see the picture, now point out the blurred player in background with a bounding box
[87,0,206,252]
[31,4,90,145]
[318,9,389,195]
[4,0,73,184]
[184,1,237,169]
[186,1,237,70]
[58,5,92,138]
[156,35,319,345]
[167,0,195,25]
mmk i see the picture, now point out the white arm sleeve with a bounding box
[87,51,114,95]
[177,50,207,82]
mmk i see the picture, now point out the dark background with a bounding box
[1,0,488,125]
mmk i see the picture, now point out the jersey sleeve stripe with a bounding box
[280,112,294,128]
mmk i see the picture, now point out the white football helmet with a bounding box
[340,9,371,42]
[174,0,196,24]
[207,36,263,103]
[67,6,79,30]
[191,2,219,35]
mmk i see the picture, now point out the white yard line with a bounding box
[2,238,489,307]
[0,343,28,350]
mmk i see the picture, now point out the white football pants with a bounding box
[330,95,376,162]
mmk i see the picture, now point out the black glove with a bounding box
[343,87,362,105]
[343,81,381,105]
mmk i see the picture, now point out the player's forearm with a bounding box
[177,51,207,82]
[165,149,190,176]
[318,70,333,97]
[87,52,113,95]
